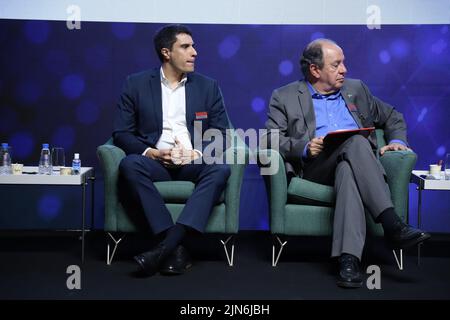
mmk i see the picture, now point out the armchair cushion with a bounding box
[288,177,335,206]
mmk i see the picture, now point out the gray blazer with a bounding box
[264,78,408,177]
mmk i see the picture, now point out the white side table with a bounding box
[0,166,95,262]
[410,170,450,265]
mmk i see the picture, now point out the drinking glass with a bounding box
[51,147,65,172]
[445,153,450,180]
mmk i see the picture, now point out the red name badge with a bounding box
[348,104,357,112]
[195,111,208,119]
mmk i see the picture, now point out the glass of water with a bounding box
[445,153,450,180]
[51,147,65,172]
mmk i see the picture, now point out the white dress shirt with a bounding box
[143,68,201,158]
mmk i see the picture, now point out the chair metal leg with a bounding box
[417,243,421,266]
[106,233,124,265]
[392,249,403,270]
[272,235,287,267]
[220,235,235,267]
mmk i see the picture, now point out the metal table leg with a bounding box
[90,174,95,230]
[417,182,423,266]
[81,181,86,263]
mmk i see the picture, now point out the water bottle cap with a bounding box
[42,143,49,148]
[74,153,80,159]
[1,143,8,148]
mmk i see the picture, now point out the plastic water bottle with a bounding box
[72,153,81,175]
[38,143,52,175]
[0,143,12,175]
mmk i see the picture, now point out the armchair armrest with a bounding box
[223,131,249,233]
[224,152,246,234]
[379,150,417,221]
[97,143,126,231]
[257,149,287,234]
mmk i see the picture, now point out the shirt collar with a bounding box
[160,67,187,88]
[306,81,341,100]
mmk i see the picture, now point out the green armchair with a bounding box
[259,129,417,269]
[97,131,247,266]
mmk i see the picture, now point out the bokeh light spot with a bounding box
[436,146,446,157]
[251,97,265,113]
[61,74,85,99]
[10,132,34,160]
[111,23,136,40]
[379,50,391,64]
[38,195,61,221]
[24,21,50,44]
[390,39,410,58]
[218,35,241,59]
[431,39,447,54]
[310,32,325,41]
[278,60,294,76]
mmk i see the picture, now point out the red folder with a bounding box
[323,127,375,147]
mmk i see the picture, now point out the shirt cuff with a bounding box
[193,149,203,158]
[388,139,407,147]
[302,143,309,160]
[142,147,153,156]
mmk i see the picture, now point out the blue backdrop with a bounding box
[0,20,449,232]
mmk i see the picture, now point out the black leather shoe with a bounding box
[133,243,169,277]
[159,245,193,275]
[386,222,431,249]
[336,254,363,288]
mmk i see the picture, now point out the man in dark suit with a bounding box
[113,24,230,277]
[265,39,430,288]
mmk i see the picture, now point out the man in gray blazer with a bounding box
[265,39,430,288]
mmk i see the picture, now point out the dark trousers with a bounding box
[119,154,230,235]
[302,135,393,259]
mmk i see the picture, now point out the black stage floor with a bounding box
[1,231,449,301]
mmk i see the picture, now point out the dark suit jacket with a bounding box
[113,68,230,155]
[265,78,408,177]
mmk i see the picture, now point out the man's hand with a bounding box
[145,148,175,167]
[171,138,199,166]
[307,137,324,158]
[379,143,411,156]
